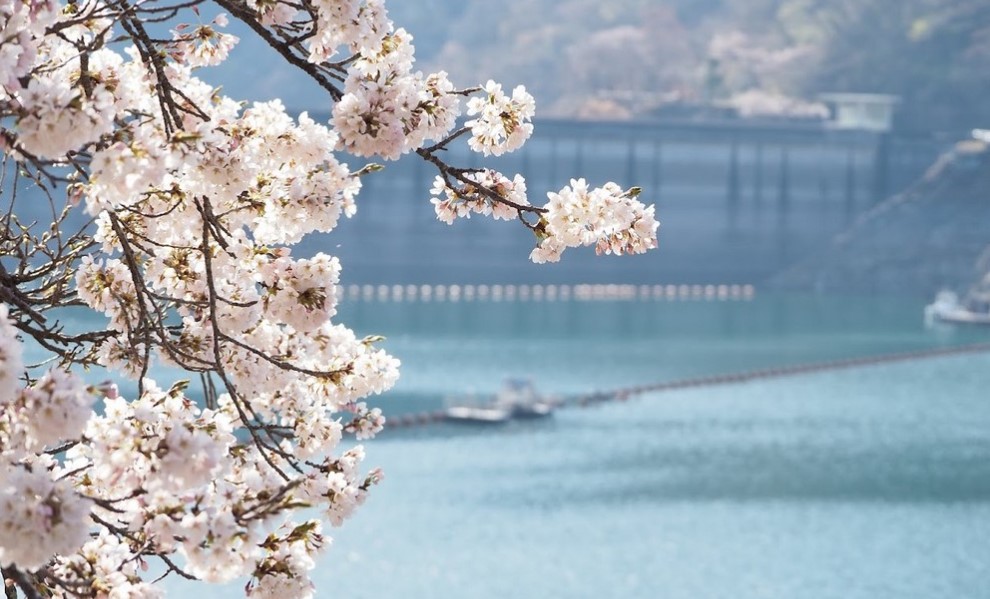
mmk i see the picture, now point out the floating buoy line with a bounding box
[341,283,756,303]
[385,342,990,429]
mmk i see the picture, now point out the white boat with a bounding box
[445,378,556,424]
[925,286,990,326]
[444,405,512,423]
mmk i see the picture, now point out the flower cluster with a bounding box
[171,14,240,68]
[333,29,461,159]
[247,521,325,598]
[429,170,529,224]
[465,80,536,156]
[430,175,659,263]
[343,402,387,440]
[69,379,234,497]
[306,0,391,63]
[531,179,660,263]
[10,369,95,451]
[13,55,117,160]
[0,307,94,571]
[48,531,163,597]
[0,460,93,571]
[0,0,59,90]
[0,304,22,406]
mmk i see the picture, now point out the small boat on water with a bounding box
[925,284,990,326]
[444,405,513,423]
[445,378,556,424]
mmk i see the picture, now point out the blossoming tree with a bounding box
[0,0,659,596]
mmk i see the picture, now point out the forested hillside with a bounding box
[214,1,987,132]
[772,141,990,294]
[389,0,989,132]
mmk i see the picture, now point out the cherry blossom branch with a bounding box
[195,198,294,478]
[0,0,652,593]
[212,0,344,100]
[3,567,42,599]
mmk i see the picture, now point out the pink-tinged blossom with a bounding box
[0,0,59,89]
[171,15,239,68]
[0,461,92,570]
[529,236,566,264]
[15,75,116,159]
[0,304,23,406]
[333,30,461,159]
[246,0,299,26]
[430,170,529,224]
[16,369,95,449]
[535,179,660,263]
[343,402,386,440]
[48,531,165,597]
[70,379,236,496]
[260,253,342,332]
[465,80,535,156]
[306,0,391,63]
[247,521,324,598]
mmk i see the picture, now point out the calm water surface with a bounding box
[163,293,990,598]
[346,293,990,409]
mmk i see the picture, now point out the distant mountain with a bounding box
[205,1,702,117]
[209,0,990,131]
[9,0,967,143]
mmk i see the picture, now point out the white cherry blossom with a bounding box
[0,304,22,407]
[465,80,536,156]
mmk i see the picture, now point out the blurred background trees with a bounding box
[383,0,990,132]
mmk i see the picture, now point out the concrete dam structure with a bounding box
[320,117,942,286]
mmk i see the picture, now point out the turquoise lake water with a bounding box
[344,293,990,410]
[320,353,990,599]
[156,292,990,598]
